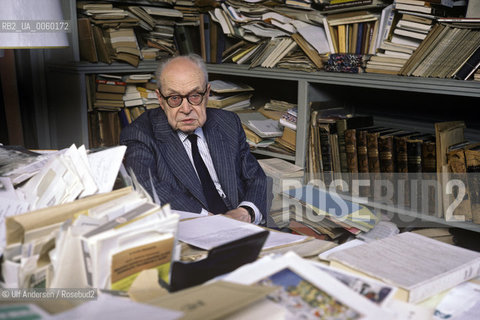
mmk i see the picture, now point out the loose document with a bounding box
[177,215,307,251]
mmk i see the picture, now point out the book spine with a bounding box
[96,79,127,86]
[379,135,394,173]
[345,129,358,173]
[77,18,98,63]
[465,149,480,224]
[421,140,436,172]
[204,14,211,62]
[367,132,381,173]
[118,109,129,128]
[409,258,480,304]
[407,139,423,173]
[395,136,409,173]
[447,149,472,220]
[357,130,369,173]
[336,119,349,173]
[324,0,373,10]
[319,126,333,185]
[453,45,480,80]
[357,129,370,196]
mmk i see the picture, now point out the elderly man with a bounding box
[120,54,267,224]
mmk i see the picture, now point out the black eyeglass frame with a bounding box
[159,87,209,108]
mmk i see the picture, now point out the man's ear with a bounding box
[156,89,165,111]
[205,83,211,102]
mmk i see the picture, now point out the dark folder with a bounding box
[168,230,269,292]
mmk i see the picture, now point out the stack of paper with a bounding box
[3,186,179,292]
[207,79,254,111]
[258,158,304,195]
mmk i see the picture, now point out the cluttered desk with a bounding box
[1,144,480,319]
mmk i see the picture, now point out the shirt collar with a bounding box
[178,127,205,143]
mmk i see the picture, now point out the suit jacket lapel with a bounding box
[151,109,208,208]
[204,114,238,207]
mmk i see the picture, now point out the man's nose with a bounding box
[179,98,193,112]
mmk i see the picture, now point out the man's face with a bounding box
[157,58,209,134]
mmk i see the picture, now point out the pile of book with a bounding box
[77,1,187,66]
[86,73,158,148]
[207,79,254,111]
[399,19,480,79]
[366,1,479,78]
[238,112,283,148]
[200,3,327,70]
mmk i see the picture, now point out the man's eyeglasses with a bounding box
[160,87,208,108]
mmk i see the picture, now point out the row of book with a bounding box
[304,104,480,223]
[365,1,480,78]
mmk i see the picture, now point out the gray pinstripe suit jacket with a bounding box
[119,107,267,220]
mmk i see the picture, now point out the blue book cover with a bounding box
[356,23,364,55]
[203,13,211,62]
[118,109,129,128]
[284,185,379,229]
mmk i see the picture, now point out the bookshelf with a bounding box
[47,61,480,164]
[43,0,480,232]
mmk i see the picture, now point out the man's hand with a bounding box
[223,207,251,223]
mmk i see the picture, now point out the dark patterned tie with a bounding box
[188,134,228,214]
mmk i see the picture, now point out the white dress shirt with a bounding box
[177,128,261,224]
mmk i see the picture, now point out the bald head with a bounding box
[156,54,208,92]
[155,54,210,134]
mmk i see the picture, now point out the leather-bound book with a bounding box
[394,132,420,173]
[422,137,437,173]
[379,134,395,173]
[407,133,431,173]
[336,115,374,173]
[367,129,398,173]
[367,131,381,173]
[318,123,335,185]
[356,127,383,197]
[357,127,376,175]
[345,128,358,173]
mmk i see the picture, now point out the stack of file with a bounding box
[207,79,254,111]
[1,143,180,291]
[258,158,304,195]
[3,186,179,292]
[0,144,127,216]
